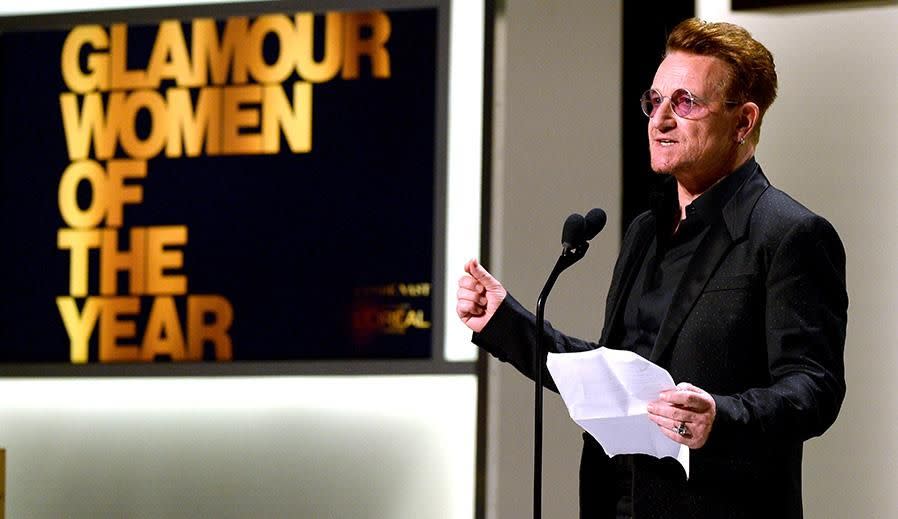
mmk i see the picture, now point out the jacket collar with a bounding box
[652,156,760,245]
[648,158,769,363]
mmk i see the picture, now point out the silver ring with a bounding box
[674,422,691,437]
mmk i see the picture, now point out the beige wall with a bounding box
[695,2,898,516]
[488,1,898,518]
[486,2,622,518]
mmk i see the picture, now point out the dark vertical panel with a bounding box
[475,1,496,517]
[621,2,693,233]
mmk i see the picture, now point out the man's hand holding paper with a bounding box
[545,347,695,477]
[647,382,716,449]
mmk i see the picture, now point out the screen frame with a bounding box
[0,0,491,378]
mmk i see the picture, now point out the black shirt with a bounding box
[621,158,758,360]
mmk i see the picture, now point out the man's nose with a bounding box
[651,99,677,130]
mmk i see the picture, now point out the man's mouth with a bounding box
[657,139,677,147]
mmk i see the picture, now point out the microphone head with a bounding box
[583,208,607,241]
[561,213,586,246]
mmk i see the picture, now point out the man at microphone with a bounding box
[457,18,847,519]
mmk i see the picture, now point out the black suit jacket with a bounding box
[473,161,847,518]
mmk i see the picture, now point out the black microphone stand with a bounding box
[533,241,589,519]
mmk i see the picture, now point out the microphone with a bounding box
[561,213,585,256]
[533,208,607,519]
[561,208,607,257]
[584,207,608,240]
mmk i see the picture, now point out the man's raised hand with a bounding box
[456,259,507,333]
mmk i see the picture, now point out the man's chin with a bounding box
[649,154,674,173]
[649,160,676,175]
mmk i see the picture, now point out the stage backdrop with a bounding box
[0,7,444,366]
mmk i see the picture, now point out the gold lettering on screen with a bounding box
[54,11,392,363]
[352,283,432,338]
[59,12,390,160]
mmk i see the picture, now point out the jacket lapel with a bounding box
[649,165,770,364]
[649,216,732,363]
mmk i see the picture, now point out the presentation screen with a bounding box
[0,1,485,372]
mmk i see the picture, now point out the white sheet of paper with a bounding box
[546,347,689,478]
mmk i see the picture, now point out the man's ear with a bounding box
[737,102,760,143]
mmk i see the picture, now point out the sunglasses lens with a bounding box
[640,90,661,117]
[671,89,694,117]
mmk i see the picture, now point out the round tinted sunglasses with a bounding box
[640,88,740,118]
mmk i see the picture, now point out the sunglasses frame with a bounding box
[640,88,740,118]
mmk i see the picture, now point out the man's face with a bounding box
[648,52,741,185]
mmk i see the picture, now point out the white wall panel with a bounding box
[0,376,477,518]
